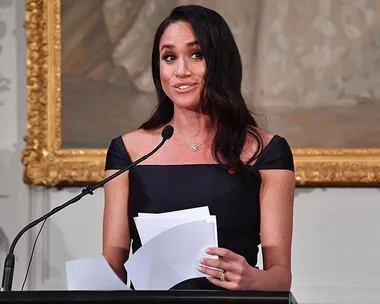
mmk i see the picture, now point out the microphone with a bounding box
[0,125,174,291]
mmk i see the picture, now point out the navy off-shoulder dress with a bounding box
[105,134,294,290]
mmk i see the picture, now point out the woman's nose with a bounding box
[175,58,191,77]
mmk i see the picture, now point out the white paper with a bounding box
[134,215,218,245]
[124,220,217,290]
[65,256,131,290]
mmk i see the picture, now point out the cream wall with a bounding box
[0,1,379,303]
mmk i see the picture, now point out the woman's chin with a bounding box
[172,99,202,112]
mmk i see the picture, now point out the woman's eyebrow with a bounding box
[160,40,199,51]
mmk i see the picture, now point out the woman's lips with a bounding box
[172,83,199,93]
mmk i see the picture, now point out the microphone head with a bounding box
[161,125,174,140]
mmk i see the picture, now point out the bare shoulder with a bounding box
[241,128,275,162]
[255,126,275,144]
[121,128,150,144]
[121,128,162,161]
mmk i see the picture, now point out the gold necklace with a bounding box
[175,129,216,152]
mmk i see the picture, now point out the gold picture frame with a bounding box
[22,0,380,187]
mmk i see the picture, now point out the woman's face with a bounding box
[159,21,206,111]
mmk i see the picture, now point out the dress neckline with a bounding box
[119,135,280,167]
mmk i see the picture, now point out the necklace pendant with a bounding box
[190,144,198,152]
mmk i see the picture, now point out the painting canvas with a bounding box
[61,0,380,149]
[22,0,380,186]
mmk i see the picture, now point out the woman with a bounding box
[103,4,295,291]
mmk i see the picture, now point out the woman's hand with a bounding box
[197,247,260,290]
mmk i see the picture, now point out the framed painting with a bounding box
[22,0,380,187]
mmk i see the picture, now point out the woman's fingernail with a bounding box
[197,266,202,272]
[200,258,204,263]
[206,248,210,253]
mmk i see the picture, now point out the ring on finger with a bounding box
[219,270,227,281]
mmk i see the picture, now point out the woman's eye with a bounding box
[191,52,203,59]
[163,54,176,61]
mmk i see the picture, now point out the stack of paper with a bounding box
[65,256,131,290]
[65,207,217,291]
[126,206,218,290]
[134,206,218,245]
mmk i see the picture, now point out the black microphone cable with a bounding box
[21,218,47,291]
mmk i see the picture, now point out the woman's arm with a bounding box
[255,169,295,291]
[198,169,295,291]
[102,169,131,283]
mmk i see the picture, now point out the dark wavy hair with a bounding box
[140,5,264,174]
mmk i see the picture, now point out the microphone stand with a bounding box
[1,126,173,291]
